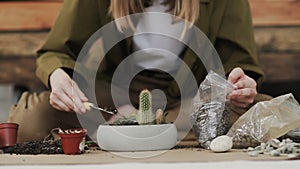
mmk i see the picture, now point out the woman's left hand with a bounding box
[227,67,257,108]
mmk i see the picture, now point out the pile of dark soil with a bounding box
[1,140,63,155]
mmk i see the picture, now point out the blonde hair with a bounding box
[109,0,200,36]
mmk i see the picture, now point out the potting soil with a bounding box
[1,140,63,155]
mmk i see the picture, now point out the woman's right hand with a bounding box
[49,68,88,113]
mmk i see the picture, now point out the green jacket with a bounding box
[36,0,264,106]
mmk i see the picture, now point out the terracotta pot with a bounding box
[59,129,86,155]
[0,123,19,148]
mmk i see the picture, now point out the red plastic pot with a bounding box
[59,129,86,155]
[0,123,19,148]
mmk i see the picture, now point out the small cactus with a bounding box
[137,89,155,125]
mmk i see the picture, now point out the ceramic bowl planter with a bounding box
[58,128,86,155]
[97,90,178,151]
[97,123,178,151]
[0,123,19,148]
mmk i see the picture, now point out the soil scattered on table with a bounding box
[1,140,63,155]
[0,140,100,155]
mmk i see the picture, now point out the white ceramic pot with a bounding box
[97,123,178,151]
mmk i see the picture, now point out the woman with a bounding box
[8,0,268,143]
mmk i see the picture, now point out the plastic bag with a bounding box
[191,70,236,149]
[227,93,300,149]
[285,127,300,143]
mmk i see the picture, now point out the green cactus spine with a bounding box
[137,89,154,125]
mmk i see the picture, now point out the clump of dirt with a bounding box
[1,140,63,155]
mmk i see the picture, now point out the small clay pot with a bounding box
[0,123,19,148]
[59,128,86,155]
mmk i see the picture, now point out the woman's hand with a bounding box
[228,67,257,108]
[49,68,88,113]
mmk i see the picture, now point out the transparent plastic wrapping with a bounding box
[286,127,300,143]
[191,70,236,149]
[227,93,300,149]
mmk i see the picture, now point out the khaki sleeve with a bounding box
[215,0,264,89]
[36,0,103,88]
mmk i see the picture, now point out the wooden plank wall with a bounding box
[250,0,300,26]
[0,0,299,99]
[0,1,62,91]
[0,1,61,31]
[249,0,300,83]
[1,0,299,30]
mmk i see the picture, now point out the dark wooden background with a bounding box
[0,0,299,100]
